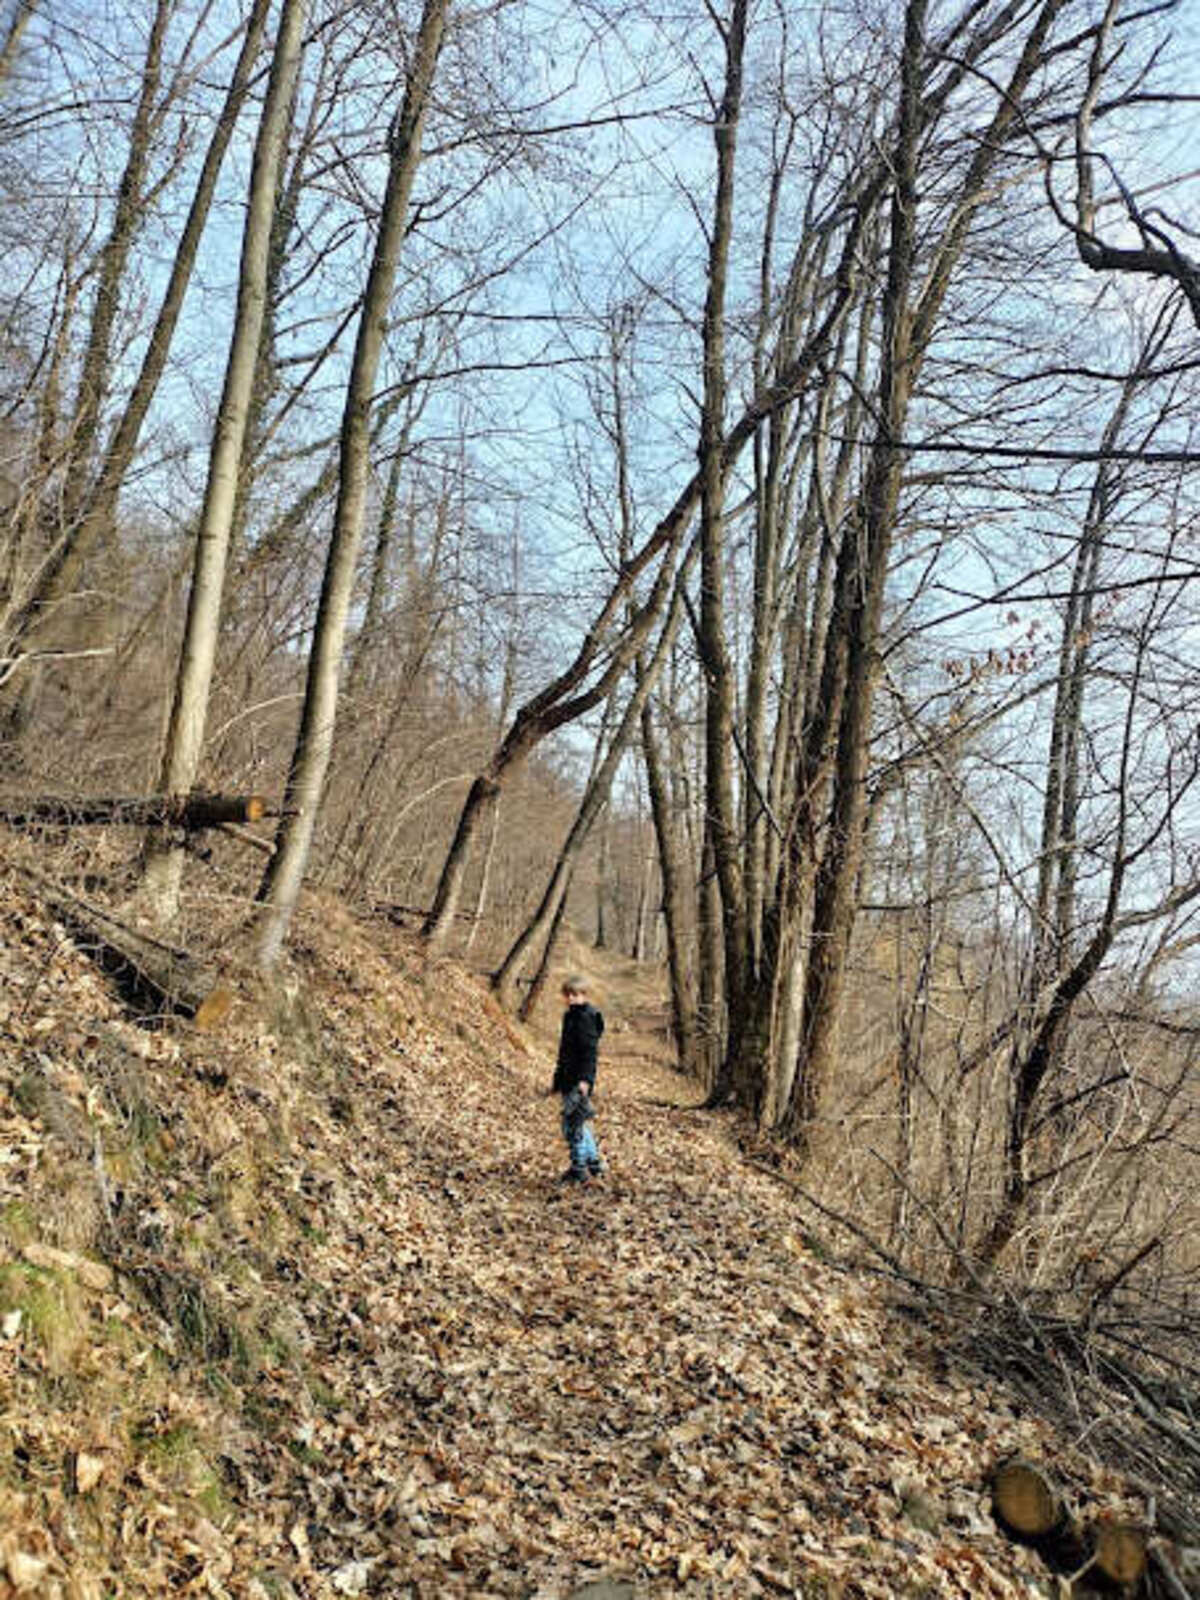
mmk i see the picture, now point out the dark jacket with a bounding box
[553,1002,605,1094]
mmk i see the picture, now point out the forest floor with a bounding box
[0,852,1173,1598]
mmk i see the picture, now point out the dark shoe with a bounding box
[587,1159,605,1177]
[559,1166,589,1184]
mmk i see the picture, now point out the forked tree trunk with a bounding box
[492,572,687,1009]
[257,0,451,967]
[783,0,1070,1157]
[140,0,309,924]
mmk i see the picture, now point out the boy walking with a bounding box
[551,973,605,1183]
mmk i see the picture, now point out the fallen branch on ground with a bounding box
[0,792,282,831]
[9,861,232,1024]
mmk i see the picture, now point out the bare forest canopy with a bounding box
[1,0,1199,1364]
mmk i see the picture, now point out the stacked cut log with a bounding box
[992,1458,1153,1590]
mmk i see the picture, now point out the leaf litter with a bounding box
[0,870,1167,1597]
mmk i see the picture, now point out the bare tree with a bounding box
[139,0,310,923]
[2,0,274,700]
[256,0,451,966]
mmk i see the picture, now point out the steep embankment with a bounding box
[0,870,1163,1597]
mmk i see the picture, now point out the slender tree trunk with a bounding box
[0,0,38,91]
[257,0,451,967]
[518,866,575,1023]
[463,597,519,957]
[463,796,501,961]
[697,0,751,1103]
[696,823,724,1093]
[139,0,309,923]
[642,683,697,1071]
[4,0,273,671]
[594,811,611,950]
[783,0,1070,1158]
[632,845,652,962]
[492,569,688,1008]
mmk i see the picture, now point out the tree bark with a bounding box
[0,0,38,91]
[140,0,309,924]
[696,0,751,1102]
[3,0,273,669]
[784,0,1071,1156]
[642,681,697,1072]
[256,0,451,966]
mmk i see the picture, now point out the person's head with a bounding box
[561,973,589,1006]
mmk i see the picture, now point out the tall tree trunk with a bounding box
[464,592,518,953]
[642,682,697,1072]
[139,0,309,923]
[3,0,273,672]
[632,843,652,962]
[781,0,927,1152]
[594,809,612,951]
[696,823,724,1093]
[697,0,751,1101]
[257,0,451,967]
[783,0,1070,1157]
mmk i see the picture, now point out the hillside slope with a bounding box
[0,867,1181,1598]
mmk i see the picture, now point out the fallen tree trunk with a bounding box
[0,793,271,831]
[12,863,231,1023]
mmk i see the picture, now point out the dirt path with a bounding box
[2,897,1129,1598]
[259,951,1057,1600]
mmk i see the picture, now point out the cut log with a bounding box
[12,863,227,1020]
[991,1459,1064,1539]
[1092,1522,1147,1586]
[0,792,272,831]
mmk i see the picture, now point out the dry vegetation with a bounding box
[2,841,1198,1599]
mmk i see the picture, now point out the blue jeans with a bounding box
[561,1088,600,1171]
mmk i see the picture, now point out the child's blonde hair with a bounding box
[561,973,589,996]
